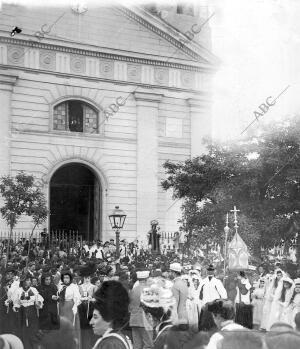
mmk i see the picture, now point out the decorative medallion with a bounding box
[7,45,24,66]
[154,67,169,85]
[39,50,56,71]
[127,64,142,83]
[99,60,114,79]
[181,71,195,89]
[70,54,86,74]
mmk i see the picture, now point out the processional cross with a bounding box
[230,205,240,234]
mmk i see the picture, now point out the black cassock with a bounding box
[37,283,60,331]
[78,297,95,348]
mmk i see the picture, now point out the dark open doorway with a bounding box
[50,163,101,241]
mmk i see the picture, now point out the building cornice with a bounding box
[118,6,206,64]
[0,38,213,91]
[0,36,214,73]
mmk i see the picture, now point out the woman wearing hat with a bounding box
[188,274,203,329]
[282,278,300,328]
[90,280,132,349]
[252,278,266,329]
[261,268,283,330]
[140,281,177,349]
[57,270,81,348]
[13,275,43,349]
[268,275,294,329]
[169,262,188,322]
[78,263,97,349]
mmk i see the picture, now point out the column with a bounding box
[0,71,18,229]
[134,92,163,242]
[187,97,212,157]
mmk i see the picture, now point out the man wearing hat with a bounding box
[169,262,188,321]
[129,270,153,349]
[200,264,227,305]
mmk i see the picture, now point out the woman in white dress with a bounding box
[58,270,81,349]
[187,275,202,330]
[277,277,295,323]
[283,278,300,328]
[261,269,283,330]
[252,278,266,329]
[268,275,294,330]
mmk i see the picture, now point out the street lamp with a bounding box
[108,206,126,260]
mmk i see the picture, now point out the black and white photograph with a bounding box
[0,0,300,348]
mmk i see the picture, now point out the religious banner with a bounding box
[228,232,249,270]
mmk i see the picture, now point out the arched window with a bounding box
[53,100,99,134]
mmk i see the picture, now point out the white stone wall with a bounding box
[0,71,195,241]
[0,3,215,242]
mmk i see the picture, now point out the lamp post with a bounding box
[108,206,126,262]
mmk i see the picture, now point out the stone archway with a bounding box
[49,162,101,241]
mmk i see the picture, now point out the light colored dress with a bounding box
[282,292,300,328]
[252,286,265,327]
[58,282,81,349]
[261,277,282,330]
[186,282,200,329]
[268,282,293,330]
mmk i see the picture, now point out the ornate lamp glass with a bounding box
[109,206,126,230]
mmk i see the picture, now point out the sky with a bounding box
[1,0,300,142]
[209,0,300,141]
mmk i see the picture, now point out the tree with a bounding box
[162,116,300,258]
[0,172,48,265]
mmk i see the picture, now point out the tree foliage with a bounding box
[162,117,300,255]
[0,172,48,231]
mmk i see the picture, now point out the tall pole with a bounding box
[115,229,120,259]
[115,229,120,272]
[224,213,230,278]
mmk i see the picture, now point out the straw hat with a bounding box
[0,334,24,349]
[170,262,182,273]
[141,283,176,312]
[136,270,150,279]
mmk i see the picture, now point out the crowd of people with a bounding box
[0,237,300,349]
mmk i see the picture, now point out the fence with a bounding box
[0,230,83,255]
[160,231,177,251]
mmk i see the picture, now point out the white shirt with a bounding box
[235,278,252,304]
[58,283,81,307]
[201,277,227,305]
[95,247,103,259]
[206,321,245,349]
[13,287,43,308]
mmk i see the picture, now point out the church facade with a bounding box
[0,2,217,242]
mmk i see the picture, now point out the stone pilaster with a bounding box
[0,70,18,229]
[187,97,212,156]
[134,92,163,241]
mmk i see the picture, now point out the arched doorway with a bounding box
[49,163,101,240]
